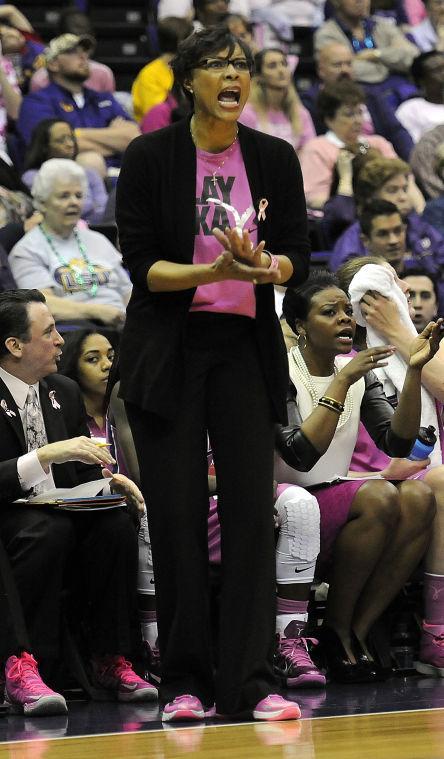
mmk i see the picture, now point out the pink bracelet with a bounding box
[264,250,279,270]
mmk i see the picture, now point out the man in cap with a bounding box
[17,34,139,168]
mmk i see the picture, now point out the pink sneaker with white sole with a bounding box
[162,694,205,722]
[253,694,301,721]
[4,652,67,716]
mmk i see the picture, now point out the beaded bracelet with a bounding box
[318,396,344,414]
[263,249,279,270]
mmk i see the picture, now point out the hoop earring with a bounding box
[296,333,307,350]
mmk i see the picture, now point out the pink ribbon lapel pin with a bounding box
[1,399,16,417]
[49,390,61,410]
[258,198,268,222]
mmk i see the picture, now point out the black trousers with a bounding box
[0,506,139,660]
[0,536,29,662]
[126,314,279,713]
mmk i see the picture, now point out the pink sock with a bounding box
[424,573,444,625]
[276,598,308,616]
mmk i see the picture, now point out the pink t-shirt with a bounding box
[239,103,316,152]
[191,140,257,318]
[299,133,397,207]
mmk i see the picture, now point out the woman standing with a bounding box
[116,26,310,722]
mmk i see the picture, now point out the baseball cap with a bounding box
[44,33,95,63]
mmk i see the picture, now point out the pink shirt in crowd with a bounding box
[30,59,116,93]
[141,93,177,133]
[239,103,316,152]
[299,132,397,207]
[191,140,257,318]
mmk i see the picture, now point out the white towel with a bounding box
[348,263,441,467]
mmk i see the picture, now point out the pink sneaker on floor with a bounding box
[415,622,444,676]
[162,694,205,722]
[4,652,67,716]
[274,634,326,688]
[253,694,301,721]
[91,655,158,701]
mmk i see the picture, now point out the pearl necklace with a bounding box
[190,119,239,185]
[289,346,353,430]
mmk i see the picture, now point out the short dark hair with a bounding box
[283,270,341,334]
[171,24,253,101]
[400,267,439,301]
[157,17,194,54]
[359,198,401,238]
[0,290,46,358]
[317,80,365,122]
[411,51,444,86]
[24,118,77,172]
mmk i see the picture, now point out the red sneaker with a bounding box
[4,652,67,716]
[91,655,158,701]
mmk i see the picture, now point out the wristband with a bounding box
[318,396,344,414]
[263,249,279,270]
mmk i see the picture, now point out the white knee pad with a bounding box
[275,486,320,584]
[138,510,155,595]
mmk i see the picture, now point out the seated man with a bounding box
[301,42,414,159]
[30,8,115,94]
[0,289,157,715]
[314,0,419,110]
[396,52,444,144]
[330,198,444,313]
[400,268,440,330]
[17,34,140,170]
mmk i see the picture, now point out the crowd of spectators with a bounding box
[1,0,444,721]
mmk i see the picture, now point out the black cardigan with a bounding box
[116,118,310,422]
[275,372,416,473]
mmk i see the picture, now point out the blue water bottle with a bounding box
[407,425,437,461]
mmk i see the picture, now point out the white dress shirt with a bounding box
[0,366,54,492]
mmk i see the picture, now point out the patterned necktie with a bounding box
[25,386,48,452]
[25,387,48,495]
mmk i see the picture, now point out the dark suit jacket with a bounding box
[116,118,310,423]
[0,372,102,506]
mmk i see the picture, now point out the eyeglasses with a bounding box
[194,57,252,73]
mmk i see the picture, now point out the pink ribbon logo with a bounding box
[258,198,268,221]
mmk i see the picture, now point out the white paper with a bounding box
[14,478,111,504]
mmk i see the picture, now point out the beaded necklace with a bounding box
[39,223,98,297]
[289,346,353,430]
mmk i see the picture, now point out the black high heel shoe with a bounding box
[317,626,379,684]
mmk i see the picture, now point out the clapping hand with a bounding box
[408,319,444,369]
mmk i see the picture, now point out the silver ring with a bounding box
[370,355,374,363]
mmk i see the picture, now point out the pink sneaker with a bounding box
[274,634,326,688]
[253,694,301,721]
[415,622,444,676]
[91,655,158,701]
[162,694,205,722]
[4,652,67,716]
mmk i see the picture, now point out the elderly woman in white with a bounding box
[9,159,131,326]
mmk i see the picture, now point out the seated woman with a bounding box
[329,156,440,270]
[57,328,115,439]
[22,119,108,224]
[299,80,397,209]
[276,269,440,682]
[9,159,131,327]
[239,48,316,152]
[337,256,444,677]
[140,80,192,134]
